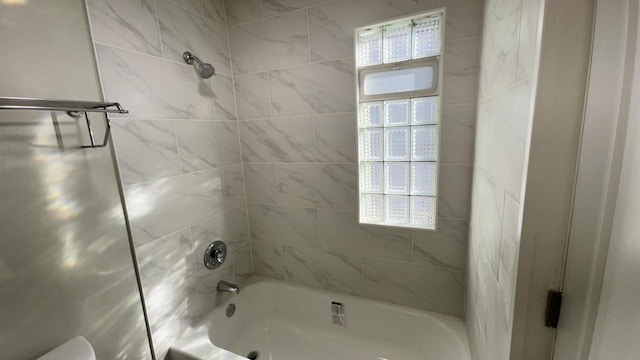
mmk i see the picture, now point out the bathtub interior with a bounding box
[201,277,470,360]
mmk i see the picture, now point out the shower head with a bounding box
[183,51,216,79]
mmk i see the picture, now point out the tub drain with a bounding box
[247,351,259,359]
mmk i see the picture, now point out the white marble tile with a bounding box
[170,0,202,14]
[469,171,505,277]
[318,209,412,261]
[308,0,405,61]
[234,72,271,119]
[276,163,358,210]
[137,230,196,358]
[484,271,512,360]
[184,261,236,316]
[222,164,246,209]
[308,0,482,61]
[243,163,278,204]
[430,0,484,42]
[157,0,231,75]
[313,113,357,163]
[225,0,262,26]
[441,104,476,164]
[203,0,226,25]
[363,258,464,316]
[465,305,490,360]
[126,169,225,246]
[477,0,521,100]
[239,117,315,162]
[412,219,467,270]
[474,82,532,201]
[191,206,251,271]
[262,0,332,16]
[270,58,355,116]
[233,242,254,283]
[138,230,195,283]
[111,118,181,184]
[96,44,215,119]
[87,0,162,56]
[516,0,542,81]
[283,245,364,296]
[443,37,480,105]
[174,120,241,171]
[248,204,318,248]
[466,231,489,321]
[147,261,236,358]
[438,164,473,219]
[229,11,309,73]
[498,194,520,311]
[252,242,285,279]
[212,74,238,120]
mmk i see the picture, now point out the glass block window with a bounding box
[356,10,443,230]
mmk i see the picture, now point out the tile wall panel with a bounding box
[88,2,251,358]
[228,0,483,315]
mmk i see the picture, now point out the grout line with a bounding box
[227,0,340,28]
[171,120,185,174]
[273,163,279,205]
[237,111,356,121]
[92,41,234,77]
[187,227,199,275]
[124,164,231,187]
[153,0,165,59]
[114,117,239,123]
[223,3,256,275]
[238,161,357,165]
[445,35,483,44]
[163,0,218,21]
[477,78,531,104]
[253,238,464,273]
[231,55,355,77]
[267,71,274,118]
[135,203,248,251]
[306,9,312,63]
[244,201,470,222]
[311,116,318,163]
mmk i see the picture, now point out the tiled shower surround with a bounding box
[87,0,482,357]
[231,0,482,318]
[88,0,250,358]
[465,0,543,358]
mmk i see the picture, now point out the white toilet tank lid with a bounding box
[37,336,97,360]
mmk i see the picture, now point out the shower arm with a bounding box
[183,51,202,66]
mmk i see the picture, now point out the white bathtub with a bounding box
[170,276,471,360]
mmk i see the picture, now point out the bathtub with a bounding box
[169,276,471,360]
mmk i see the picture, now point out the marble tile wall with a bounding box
[87,1,251,358]
[465,0,542,358]
[226,0,483,317]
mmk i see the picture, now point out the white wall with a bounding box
[589,1,640,356]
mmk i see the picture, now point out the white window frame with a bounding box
[355,9,445,230]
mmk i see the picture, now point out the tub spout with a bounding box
[217,280,240,294]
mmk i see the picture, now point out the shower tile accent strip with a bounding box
[227,0,483,318]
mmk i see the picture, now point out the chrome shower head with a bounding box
[183,51,216,79]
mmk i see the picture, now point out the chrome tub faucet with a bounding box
[217,280,240,294]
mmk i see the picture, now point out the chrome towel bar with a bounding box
[0,97,128,114]
[0,96,129,148]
